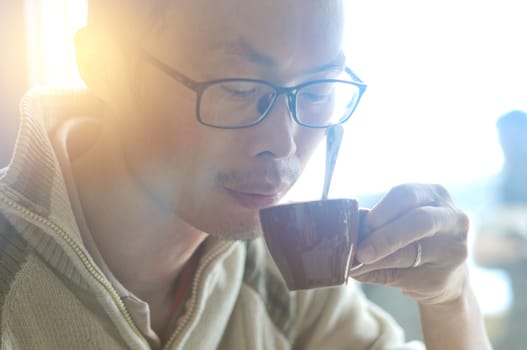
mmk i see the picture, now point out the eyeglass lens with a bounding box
[199,81,360,128]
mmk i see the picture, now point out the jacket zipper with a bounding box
[0,193,149,348]
[163,241,233,350]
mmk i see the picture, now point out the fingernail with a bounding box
[357,243,376,263]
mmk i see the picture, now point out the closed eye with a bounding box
[301,92,331,103]
[221,84,258,97]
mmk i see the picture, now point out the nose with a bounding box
[246,94,297,159]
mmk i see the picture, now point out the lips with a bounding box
[219,163,298,210]
[224,187,284,209]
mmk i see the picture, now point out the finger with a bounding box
[350,235,468,276]
[356,205,468,264]
[365,183,453,232]
[350,242,467,299]
[350,241,422,275]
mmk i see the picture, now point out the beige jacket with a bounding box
[0,88,424,349]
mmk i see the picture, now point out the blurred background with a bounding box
[1,1,526,348]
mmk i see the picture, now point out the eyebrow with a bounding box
[309,53,346,74]
[222,39,346,75]
[224,39,277,67]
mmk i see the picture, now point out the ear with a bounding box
[74,27,134,114]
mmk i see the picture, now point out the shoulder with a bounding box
[0,210,32,309]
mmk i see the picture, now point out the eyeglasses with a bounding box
[140,50,367,129]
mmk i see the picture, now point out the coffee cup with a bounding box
[259,198,361,291]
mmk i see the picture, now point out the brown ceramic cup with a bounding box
[259,198,361,291]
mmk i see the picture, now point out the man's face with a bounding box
[116,0,345,239]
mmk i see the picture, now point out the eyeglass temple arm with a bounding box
[139,49,200,90]
[345,67,364,83]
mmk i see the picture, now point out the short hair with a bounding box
[87,1,170,38]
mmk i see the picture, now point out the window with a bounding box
[25,0,87,86]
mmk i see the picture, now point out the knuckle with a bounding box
[431,183,452,203]
[372,269,396,285]
[412,207,438,234]
[388,183,420,206]
[372,230,402,253]
[457,211,470,234]
[456,241,469,262]
[446,239,468,266]
[448,209,470,241]
[388,183,453,207]
[379,270,394,285]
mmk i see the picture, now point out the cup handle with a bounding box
[358,208,370,239]
[347,208,370,274]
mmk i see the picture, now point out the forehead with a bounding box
[146,0,345,78]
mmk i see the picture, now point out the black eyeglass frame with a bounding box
[140,50,367,129]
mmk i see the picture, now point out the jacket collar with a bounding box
[0,87,104,245]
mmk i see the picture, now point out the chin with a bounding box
[199,213,264,241]
[180,196,267,240]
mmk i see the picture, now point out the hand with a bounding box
[349,183,470,306]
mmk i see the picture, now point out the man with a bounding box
[0,0,491,349]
